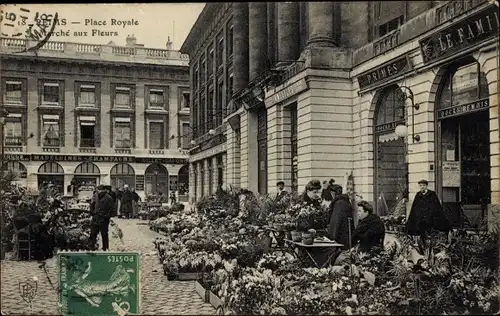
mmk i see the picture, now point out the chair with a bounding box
[12,217,36,261]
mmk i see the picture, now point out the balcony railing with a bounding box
[373,29,400,56]
[1,37,189,66]
[43,138,60,147]
[149,102,165,108]
[80,138,95,148]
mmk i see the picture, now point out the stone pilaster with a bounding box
[226,124,241,188]
[203,159,210,197]
[282,106,293,191]
[212,156,219,192]
[196,161,203,199]
[277,2,300,62]
[267,104,281,191]
[233,2,249,93]
[223,153,228,187]
[248,2,268,82]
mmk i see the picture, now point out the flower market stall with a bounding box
[151,187,500,315]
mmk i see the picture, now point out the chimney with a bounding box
[166,36,173,50]
[126,34,137,47]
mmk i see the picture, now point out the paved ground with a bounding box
[0,218,215,315]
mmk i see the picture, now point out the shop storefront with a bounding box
[3,161,27,180]
[73,161,100,200]
[37,161,64,193]
[178,164,189,200]
[145,163,168,196]
[435,58,491,226]
[110,163,135,190]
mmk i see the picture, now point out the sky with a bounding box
[1,3,205,50]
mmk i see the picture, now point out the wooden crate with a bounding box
[209,291,223,309]
[195,280,210,303]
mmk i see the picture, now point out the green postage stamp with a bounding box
[58,251,140,316]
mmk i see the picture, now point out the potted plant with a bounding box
[290,231,302,242]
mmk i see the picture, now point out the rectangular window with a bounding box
[181,92,190,109]
[200,56,206,84]
[217,81,224,122]
[149,89,165,108]
[181,123,191,149]
[208,47,214,77]
[217,34,224,67]
[227,74,233,107]
[42,116,60,147]
[5,81,22,103]
[79,117,95,147]
[149,122,164,149]
[79,84,96,106]
[42,83,60,104]
[114,118,131,148]
[378,16,404,37]
[207,90,214,130]
[200,96,206,135]
[115,87,131,108]
[227,24,233,57]
[4,121,23,145]
[194,66,199,91]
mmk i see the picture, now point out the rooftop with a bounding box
[0,37,190,67]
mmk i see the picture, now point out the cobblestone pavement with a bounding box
[1,218,215,315]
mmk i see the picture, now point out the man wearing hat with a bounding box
[89,184,115,251]
[406,180,451,251]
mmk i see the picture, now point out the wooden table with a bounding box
[285,239,344,268]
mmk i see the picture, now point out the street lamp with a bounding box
[397,86,420,143]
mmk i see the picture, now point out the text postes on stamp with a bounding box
[58,252,140,316]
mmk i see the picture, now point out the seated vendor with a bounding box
[334,201,385,265]
[352,201,385,254]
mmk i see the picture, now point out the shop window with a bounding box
[290,103,298,192]
[42,82,60,105]
[4,80,22,104]
[37,161,64,193]
[217,155,224,187]
[4,120,23,146]
[4,161,27,178]
[149,121,164,149]
[78,84,96,107]
[42,116,60,147]
[114,118,131,148]
[79,117,96,148]
[145,163,168,196]
[115,87,131,108]
[374,85,408,216]
[110,163,135,190]
[149,88,165,109]
[436,59,490,211]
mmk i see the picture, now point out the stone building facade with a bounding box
[182,1,499,223]
[0,36,192,200]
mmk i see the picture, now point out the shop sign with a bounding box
[135,175,145,191]
[443,161,461,187]
[4,154,30,161]
[357,55,412,90]
[437,98,489,119]
[375,120,405,134]
[58,252,140,316]
[134,157,188,165]
[419,5,499,64]
[267,79,308,105]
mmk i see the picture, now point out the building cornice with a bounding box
[180,3,222,54]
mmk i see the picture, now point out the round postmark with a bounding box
[0,5,59,54]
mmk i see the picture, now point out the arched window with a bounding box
[110,163,135,175]
[373,85,408,216]
[110,163,135,190]
[375,85,405,126]
[178,164,189,196]
[75,162,100,174]
[4,161,27,179]
[38,162,64,174]
[145,163,168,196]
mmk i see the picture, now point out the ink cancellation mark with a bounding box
[58,252,140,316]
[1,6,60,54]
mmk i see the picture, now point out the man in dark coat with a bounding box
[103,185,117,217]
[275,181,287,202]
[89,185,114,251]
[406,179,451,236]
[321,179,335,202]
[352,201,385,254]
[120,184,135,219]
[328,184,355,250]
